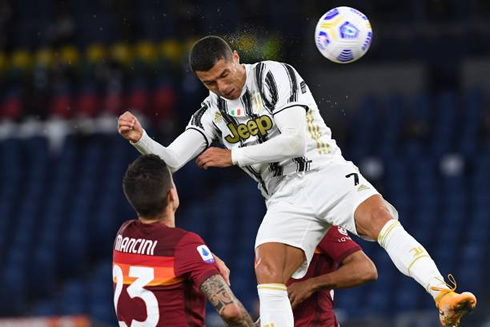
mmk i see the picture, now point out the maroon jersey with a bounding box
[288,226,361,327]
[112,220,220,327]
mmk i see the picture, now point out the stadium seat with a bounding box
[153,84,177,122]
[29,299,57,316]
[61,229,88,277]
[2,265,27,314]
[49,93,73,119]
[1,89,24,121]
[128,81,150,115]
[135,2,175,40]
[58,280,87,315]
[76,84,100,117]
[394,278,418,312]
[336,287,363,317]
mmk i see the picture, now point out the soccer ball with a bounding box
[314,6,372,64]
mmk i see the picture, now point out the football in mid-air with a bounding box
[314,6,372,64]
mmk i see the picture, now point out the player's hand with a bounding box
[118,111,143,143]
[213,253,231,286]
[288,280,316,309]
[195,147,233,170]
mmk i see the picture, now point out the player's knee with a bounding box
[220,303,244,323]
[372,206,393,222]
[255,260,283,284]
[368,206,394,239]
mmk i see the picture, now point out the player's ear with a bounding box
[167,186,180,211]
[232,50,240,64]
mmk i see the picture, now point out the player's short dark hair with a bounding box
[123,154,173,219]
[189,36,233,72]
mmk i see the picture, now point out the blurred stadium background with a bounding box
[0,0,489,326]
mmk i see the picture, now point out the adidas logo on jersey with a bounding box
[225,115,273,144]
[357,184,370,192]
[214,112,223,123]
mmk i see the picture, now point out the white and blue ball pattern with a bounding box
[315,6,372,64]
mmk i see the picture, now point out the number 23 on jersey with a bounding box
[113,264,159,327]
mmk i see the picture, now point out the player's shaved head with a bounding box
[189,35,233,72]
[123,154,173,219]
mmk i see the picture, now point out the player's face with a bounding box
[195,51,246,100]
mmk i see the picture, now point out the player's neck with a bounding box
[139,212,176,227]
[238,64,247,91]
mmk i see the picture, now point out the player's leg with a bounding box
[255,242,305,327]
[355,194,448,295]
[255,242,305,284]
[308,160,476,326]
[253,180,329,327]
[355,194,477,326]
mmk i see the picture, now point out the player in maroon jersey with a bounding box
[113,154,255,327]
[287,226,377,327]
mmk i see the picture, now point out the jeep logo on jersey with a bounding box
[197,245,215,264]
[225,115,273,144]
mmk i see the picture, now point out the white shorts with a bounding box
[255,159,397,279]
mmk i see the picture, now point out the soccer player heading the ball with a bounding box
[113,154,255,326]
[118,36,476,327]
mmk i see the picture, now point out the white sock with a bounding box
[257,283,294,327]
[378,220,449,299]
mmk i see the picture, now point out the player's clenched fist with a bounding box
[118,111,143,143]
[195,147,233,170]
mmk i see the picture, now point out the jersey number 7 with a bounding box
[113,264,160,327]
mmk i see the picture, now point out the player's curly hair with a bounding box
[123,154,173,219]
[189,35,233,72]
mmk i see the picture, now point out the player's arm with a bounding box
[231,106,307,166]
[288,250,377,308]
[196,106,307,169]
[118,111,207,173]
[213,253,231,286]
[200,274,255,327]
[308,250,377,290]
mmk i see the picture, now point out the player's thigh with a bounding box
[255,242,305,284]
[309,161,393,240]
[255,197,329,280]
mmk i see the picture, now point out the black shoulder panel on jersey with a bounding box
[265,71,278,108]
[255,62,274,113]
[283,63,299,103]
[191,103,209,129]
[242,89,254,117]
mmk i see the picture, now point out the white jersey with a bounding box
[186,61,343,197]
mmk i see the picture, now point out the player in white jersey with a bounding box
[118,36,476,327]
